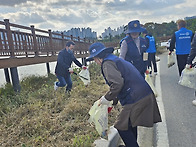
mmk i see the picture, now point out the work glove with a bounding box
[99,96,110,106]
[68,67,74,73]
[82,65,87,70]
[185,64,192,69]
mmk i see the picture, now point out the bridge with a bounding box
[0,19,118,91]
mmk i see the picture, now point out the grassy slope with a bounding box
[0,63,120,147]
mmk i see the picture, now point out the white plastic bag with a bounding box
[178,67,196,89]
[155,56,160,62]
[79,68,90,86]
[88,100,108,136]
[145,74,158,97]
[167,54,175,68]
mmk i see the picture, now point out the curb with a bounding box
[154,62,169,147]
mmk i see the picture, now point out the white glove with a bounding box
[68,67,74,73]
[99,96,110,106]
[185,64,192,69]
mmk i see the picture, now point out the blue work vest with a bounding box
[101,54,152,106]
[146,35,156,53]
[175,28,193,55]
[125,36,147,74]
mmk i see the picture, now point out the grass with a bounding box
[0,62,120,147]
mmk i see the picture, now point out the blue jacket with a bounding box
[175,27,193,55]
[101,54,152,106]
[125,36,147,74]
[146,35,156,53]
[55,49,82,77]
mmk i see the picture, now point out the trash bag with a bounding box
[178,67,196,90]
[88,100,108,137]
[155,56,160,62]
[145,74,158,97]
[167,54,175,68]
[79,68,90,86]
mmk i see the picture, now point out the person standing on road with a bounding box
[168,19,194,76]
[185,33,196,106]
[87,42,162,147]
[143,29,158,76]
[54,41,87,93]
[119,20,148,78]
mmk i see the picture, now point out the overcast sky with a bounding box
[0,0,195,36]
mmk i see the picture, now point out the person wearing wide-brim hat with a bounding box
[87,42,162,146]
[119,20,148,78]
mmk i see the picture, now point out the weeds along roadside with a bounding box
[0,62,119,146]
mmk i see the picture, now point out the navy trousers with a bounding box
[118,125,139,147]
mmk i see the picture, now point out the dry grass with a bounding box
[0,63,120,147]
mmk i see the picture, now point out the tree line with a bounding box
[102,18,196,43]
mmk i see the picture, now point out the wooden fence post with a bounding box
[48,29,54,56]
[61,32,65,49]
[4,19,21,92]
[31,25,39,56]
[4,19,14,57]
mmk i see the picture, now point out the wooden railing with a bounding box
[0,19,94,58]
[0,19,118,69]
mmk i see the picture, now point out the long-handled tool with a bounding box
[73,72,89,80]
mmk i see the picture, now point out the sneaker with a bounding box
[192,99,196,106]
[54,82,58,90]
[154,72,158,75]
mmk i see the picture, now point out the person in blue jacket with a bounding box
[143,29,158,76]
[168,19,194,76]
[119,20,148,78]
[54,41,87,93]
[87,42,161,147]
[185,33,196,106]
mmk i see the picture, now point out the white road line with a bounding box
[155,61,169,147]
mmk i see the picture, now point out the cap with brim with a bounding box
[126,20,145,34]
[86,42,114,61]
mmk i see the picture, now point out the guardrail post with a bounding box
[4,19,14,57]
[71,35,73,40]
[48,29,54,56]
[31,25,39,56]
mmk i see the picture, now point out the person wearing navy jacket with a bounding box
[87,42,161,147]
[54,41,87,93]
[119,20,148,78]
[143,30,158,75]
[168,19,194,76]
[186,33,196,106]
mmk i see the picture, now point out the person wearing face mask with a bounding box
[119,20,148,78]
[54,41,87,93]
[86,42,161,147]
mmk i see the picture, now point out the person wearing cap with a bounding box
[143,29,158,76]
[119,20,148,78]
[168,19,194,76]
[185,33,196,106]
[54,41,87,93]
[87,42,161,147]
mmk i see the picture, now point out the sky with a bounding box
[0,0,195,36]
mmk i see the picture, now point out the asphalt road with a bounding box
[158,51,196,147]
